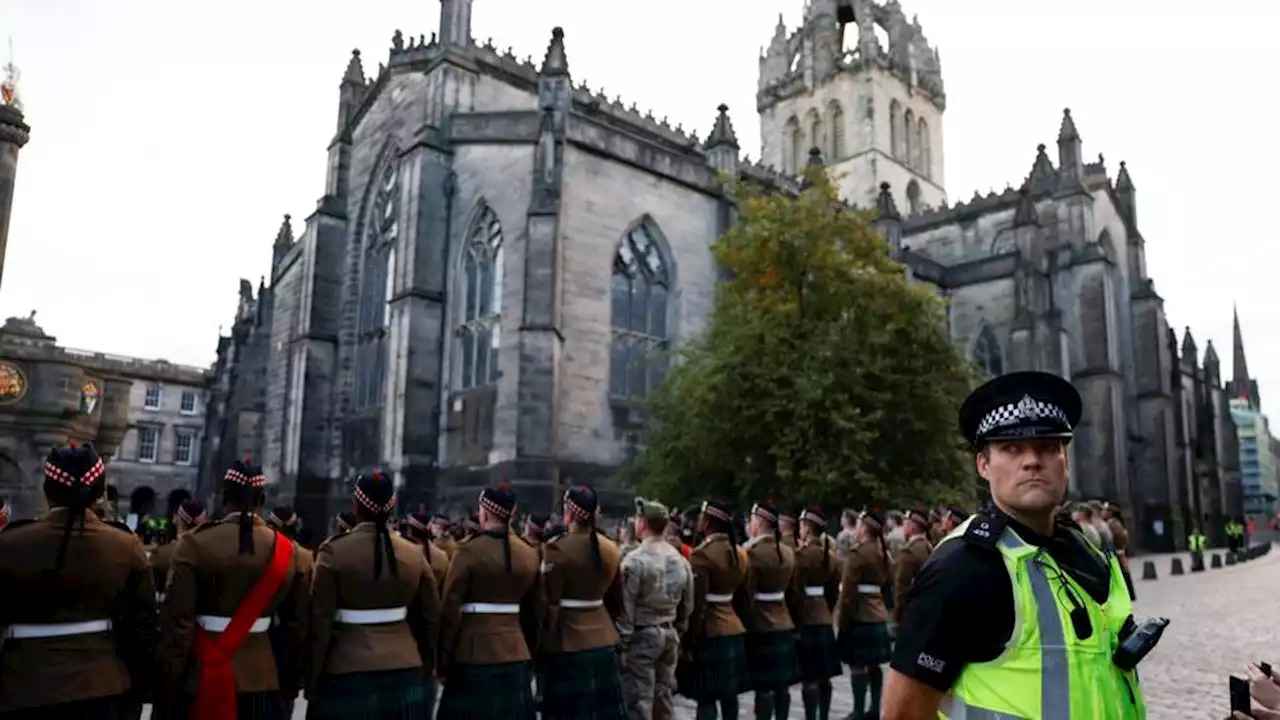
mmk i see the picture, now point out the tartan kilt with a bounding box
[676,634,750,703]
[167,691,288,720]
[837,621,893,667]
[304,668,433,720]
[795,624,843,681]
[745,630,800,691]
[437,661,536,720]
[540,646,626,719]
[1,695,122,719]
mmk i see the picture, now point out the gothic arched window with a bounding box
[828,101,845,159]
[785,116,803,175]
[457,204,505,389]
[889,100,901,157]
[903,108,915,168]
[806,109,823,164]
[906,180,922,215]
[917,118,931,178]
[355,161,400,410]
[972,326,1004,378]
[610,221,670,400]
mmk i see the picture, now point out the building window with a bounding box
[806,108,822,164]
[889,100,901,157]
[784,116,802,175]
[174,431,195,466]
[456,203,505,389]
[828,101,845,159]
[902,108,915,168]
[180,390,198,414]
[355,160,400,410]
[906,180,922,215]
[144,384,161,410]
[137,426,158,463]
[972,326,1004,378]
[610,221,671,400]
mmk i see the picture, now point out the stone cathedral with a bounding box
[200,0,1241,550]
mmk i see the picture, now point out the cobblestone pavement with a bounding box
[141,546,1273,720]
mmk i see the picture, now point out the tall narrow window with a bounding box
[457,204,504,389]
[355,161,400,410]
[785,116,803,175]
[828,101,845,159]
[917,118,931,178]
[610,222,670,400]
[972,326,1004,378]
[903,108,915,168]
[889,100,901,157]
[806,109,823,164]
[906,180,921,215]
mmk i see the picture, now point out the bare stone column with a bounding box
[0,104,30,296]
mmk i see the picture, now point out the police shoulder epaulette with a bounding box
[960,512,1006,552]
[1,519,34,533]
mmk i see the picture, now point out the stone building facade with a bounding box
[203,0,1240,547]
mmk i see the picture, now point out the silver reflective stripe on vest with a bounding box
[940,529,1070,720]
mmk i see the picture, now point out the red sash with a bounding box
[190,531,293,720]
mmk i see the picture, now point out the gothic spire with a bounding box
[1057,107,1080,142]
[1012,186,1039,227]
[1180,326,1197,364]
[1116,160,1134,191]
[343,49,364,84]
[1204,340,1220,382]
[541,27,569,76]
[275,214,293,247]
[706,104,738,149]
[875,182,900,221]
[1228,304,1260,407]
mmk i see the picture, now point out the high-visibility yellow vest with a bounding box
[1188,534,1206,552]
[937,516,1146,720]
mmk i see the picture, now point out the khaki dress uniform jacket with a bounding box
[437,529,541,669]
[306,523,440,687]
[0,509,157,712]
[890,534,932,624]
[156,513,310,698]
[539,527,625,653]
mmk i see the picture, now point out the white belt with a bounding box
[459,602,520,614]
[559,599,604,609]
[804,586,825,597]
[156,592,166,604]
[197,615,273,633]
[855,583,881,594]
[335,607,407,624]
[754,591,785,602]
[705,593,733,603]
[6,619,112,639]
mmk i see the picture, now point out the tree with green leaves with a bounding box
[631,165,977,512]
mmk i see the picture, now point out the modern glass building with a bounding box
[1229,398,1278,517]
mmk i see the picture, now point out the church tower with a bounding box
[0,56,29,296]
[756,0,945,213]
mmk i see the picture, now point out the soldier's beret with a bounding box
[958,371,1082,447]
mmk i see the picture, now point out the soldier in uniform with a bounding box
[460,512,481,541]
[436,482,541,719]
[156,459,310,720]
[428,514,457,560]
[618,498,693,720]
[522,512,549,548]
[0,443,156,719]
[787,507,841,720]
[266,506,315,583]
[333,510,357,538]
[544,522,567,543]
[306,470,440,718]
[891,509,932,625]
[835,510,892,720]
[678,497,750,720]
[777,508,798,549]
[1102,502,1135,600]
[405,511,450,588]
[153,499,209,605]
[741,500,800,719]
[537,484,626,719]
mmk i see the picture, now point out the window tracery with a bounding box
[456,204,505,389]
[354,161,399,410]
[610,222,670,400]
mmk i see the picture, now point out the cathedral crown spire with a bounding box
[342,49,365,84]
[540,27,569,76]
[706,104,739,149]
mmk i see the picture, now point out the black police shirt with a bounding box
[889,508,1113,691]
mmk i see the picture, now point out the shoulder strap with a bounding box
[960,511,1007,553]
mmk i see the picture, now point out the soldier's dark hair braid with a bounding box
[43,445,106,577]
[565,485,603,573]
[355,472,399,580]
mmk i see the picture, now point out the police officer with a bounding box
[882,371,1149,718]
[539,484,627,719]
[0,443,156,718]
[890,509,932,626]
[1188,525,1208,570]
[786,507,841,720]
[306,470,440,718]
[436,482,541,719]
[618,498,694,720]
[156,458,310,719]
[678,497,751,720]
[153,499,209,605]
[742,500,800,719]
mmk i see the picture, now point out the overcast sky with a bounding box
[4,0,1276,415]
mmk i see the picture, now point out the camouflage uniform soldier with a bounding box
[618,499,693,720]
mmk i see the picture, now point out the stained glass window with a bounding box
[610,223,670,400]
[457,205,504,389]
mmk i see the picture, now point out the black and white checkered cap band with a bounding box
[701,501,730,522]
[751,503,777,523]
[976,394,1071,437]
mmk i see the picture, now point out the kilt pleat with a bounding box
[437,661,536,720]
[0,695,122,720]
[676,634,750,703]
[540,646,626,719]
[168,691,287,720]
[745,631,800,691]
[796,624,843,681]
[304,668,432,720]
[837,621,893,666]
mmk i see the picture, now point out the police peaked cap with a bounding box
[958,371,1082,446]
